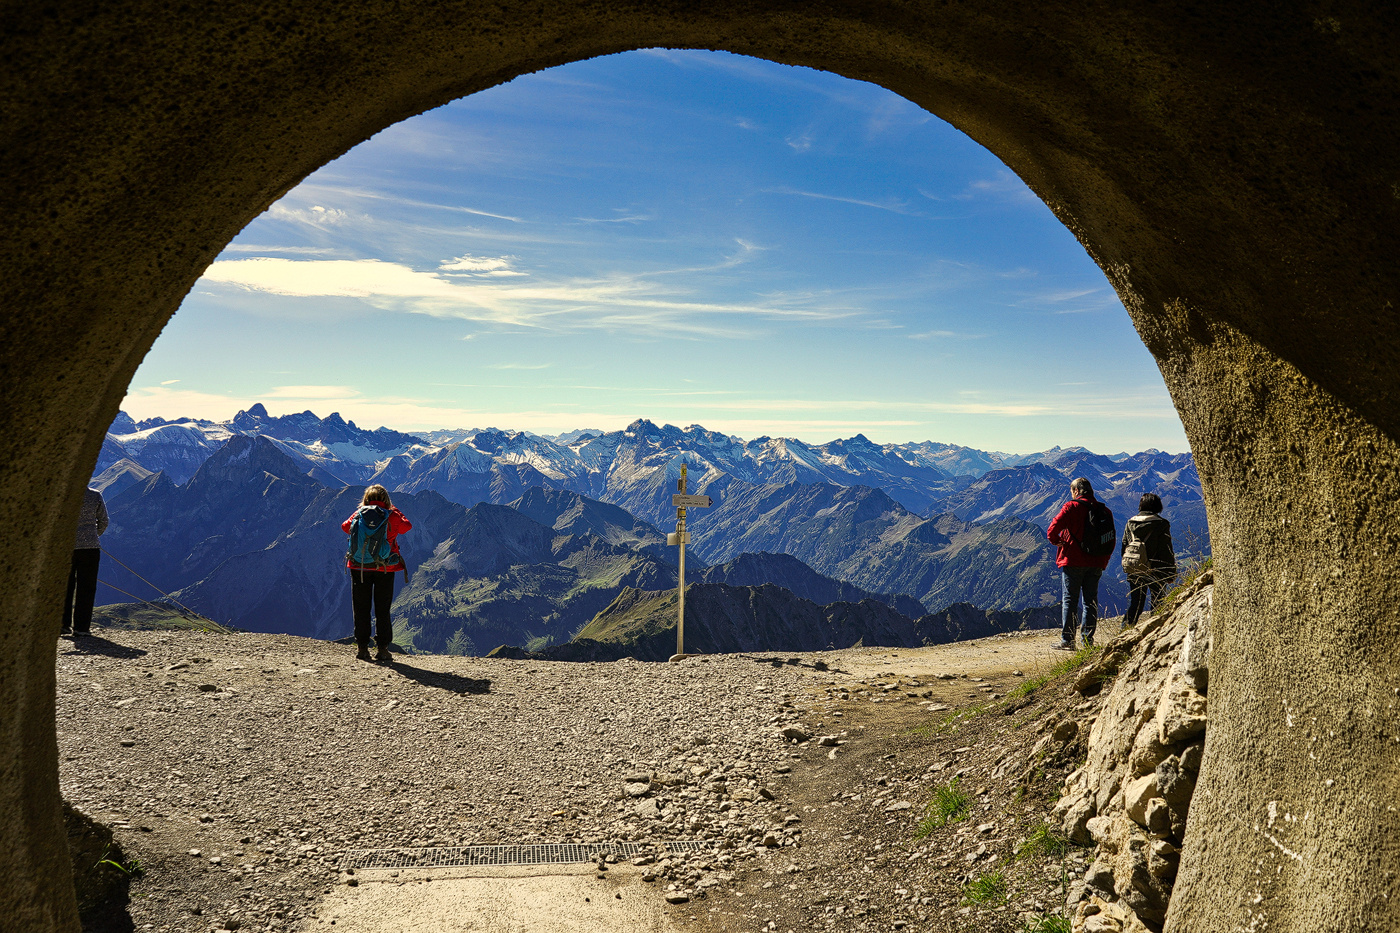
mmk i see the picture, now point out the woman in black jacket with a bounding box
[1120,493,1177,627]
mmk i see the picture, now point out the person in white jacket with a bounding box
[63,486,109,637]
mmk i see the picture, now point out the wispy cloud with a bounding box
[576,211,652,225]
[765,186,916,215]
[439,254,528,276]
[160,379,180,385]
[223,244,339,256]
[909,329,984,340]
[335,188,524,223]
[489,362,551,370]
[785,133,814,152]
[200,257,865,336]
[954,170,1040,204]
[267,204,361,227]
[262,385,361,400]
[1013,285,1122,316]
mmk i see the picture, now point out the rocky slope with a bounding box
[1051,575,1212,932]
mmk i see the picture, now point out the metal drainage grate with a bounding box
[340,840,713,871]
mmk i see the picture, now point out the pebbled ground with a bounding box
[57,623,1104,932]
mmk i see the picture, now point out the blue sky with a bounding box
[124,50,1188,454]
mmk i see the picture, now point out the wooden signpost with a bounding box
[668,464,711,661]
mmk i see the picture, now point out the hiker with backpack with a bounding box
[343,484,412,663]
[1120,492,1177,628]
[1047,477,1115,651]
[62,485,109,638]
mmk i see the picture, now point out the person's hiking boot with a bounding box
[356,645,372,662]
[1053,639,1076,651]
[375,646,392,664]
[59,626,72,636]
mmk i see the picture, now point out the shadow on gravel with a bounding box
[66,801,136,933]
[387,662,491,695]
[745,654,846,674]
[62,635,148,660]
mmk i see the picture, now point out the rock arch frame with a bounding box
[3,2,1398,929]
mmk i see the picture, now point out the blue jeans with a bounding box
[1062,567,1102,643]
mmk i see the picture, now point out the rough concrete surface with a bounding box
[314,866,677,933]
[3,2,1399,931]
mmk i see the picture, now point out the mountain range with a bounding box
[92,407,1209,651]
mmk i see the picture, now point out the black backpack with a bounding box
[1081,501,1117,557]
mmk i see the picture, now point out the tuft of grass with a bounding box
[1016,822,1071,861]
[913,701,995,738]
[95,845,144,879]
[1155,555,1213,616]
[914,778,970,838]
[1004,645,1099,703]
[1020,915,1071,933]
[961,870,1008,906]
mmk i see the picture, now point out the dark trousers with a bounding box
[1061,566,1103,642]
[1125,572,1170,627]
[64,548,101,633]
[351,569,395,648]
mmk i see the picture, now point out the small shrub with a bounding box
[914,778,970,838]
[961,870,1008,906]
[1016,822,1070,861]
[1020,915,1071,933]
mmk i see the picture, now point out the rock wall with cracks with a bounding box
[2,2,1398,930]
[1051,575,1214,932]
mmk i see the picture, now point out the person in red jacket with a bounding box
[1046,477,1112,650]
[342,484,412,663]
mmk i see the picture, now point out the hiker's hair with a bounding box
[1139,492,1164,514]
[1071,477,1094,498]
[363,484,392,507]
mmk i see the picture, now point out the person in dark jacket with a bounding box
[342,484,412,663]
[63,486,109,637]
[1120,492,1177,627]
[1046,477,1112,650]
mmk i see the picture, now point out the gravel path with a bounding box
[57,625,1083,933]
[57,631,818,932]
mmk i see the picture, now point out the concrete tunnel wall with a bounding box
[2,2,1398,930]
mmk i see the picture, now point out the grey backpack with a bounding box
[1121,522,1153,576]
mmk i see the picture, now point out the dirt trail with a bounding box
[58,623,1096,933]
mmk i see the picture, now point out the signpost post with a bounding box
[667,464,711,661]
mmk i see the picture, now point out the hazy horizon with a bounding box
[111,403,1190,457]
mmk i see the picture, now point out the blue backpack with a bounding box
[346,505,395,569]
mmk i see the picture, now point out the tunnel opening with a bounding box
[10,7,1398,932]
[89,50,1206,656]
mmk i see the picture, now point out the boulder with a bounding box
[1155,670,1208,745]
[1144,798,1172,836]
[1063,794,1097,846]
[1127,719,1172,777]
[1123,774,1158,827]
[1092,813,1173,926]
[1156,755,1197,832]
